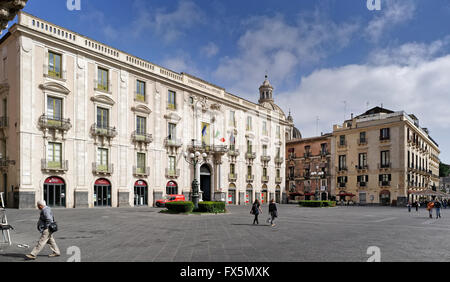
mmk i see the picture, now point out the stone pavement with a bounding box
[0,204,449,262]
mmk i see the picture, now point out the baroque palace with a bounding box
[0,12,293,208]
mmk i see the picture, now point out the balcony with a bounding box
[274,157,284,165]
[337,141,347,148]
[358,139,368,146]
[337,167,348,173]
[262,175,269,183]
[132,131,153,144]
[91,124,117,139]
[245,152,256,160]
[320,151,329,158]
[133,166,150,177]
[304,152,312,158]
[246,174,254,182]
[357,165,369,172]
[211,145,229,155]
[338,182,347,188]
[228,148,240,157]
[0,116,8,128]
[39,115,72,132]
[288,153,296,159]
[378,163,391,170]
[275,177,283,184]
[379,136,390,142]
[164,138,183,148]
[41,159,68,172]
[92,162,114,175]
[228,173,237,182]
[358,182,367,188]
[0,158,15,168]
[167,103,177,111]
[261,155,271,162]
[287,174,295,181]
[165,168,180,179]
[379,181,391,187]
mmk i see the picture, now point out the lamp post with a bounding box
[184,139,208,210]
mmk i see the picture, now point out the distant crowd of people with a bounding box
[407,199,447,219]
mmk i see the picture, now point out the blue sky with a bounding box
[15,0,450,163]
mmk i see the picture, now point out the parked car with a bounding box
[155,195,186,207]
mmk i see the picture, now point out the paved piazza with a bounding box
[1,205,450,262]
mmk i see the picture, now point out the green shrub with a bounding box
[299,200,336,208]
[165,201,194,213]
[197,201,226,213]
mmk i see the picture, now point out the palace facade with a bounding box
[0,12,293,208]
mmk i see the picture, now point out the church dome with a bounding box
[258,75,286,117]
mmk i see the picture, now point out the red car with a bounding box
[155,195,186,207]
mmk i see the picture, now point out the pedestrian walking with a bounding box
[427,201,434,219]
[434,200,442,219]
[268,199,278,227]
[250,199,262,225]
[414,201,419,213]
[25,200,60,260]
[407,201,412,213]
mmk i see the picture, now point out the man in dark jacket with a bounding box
[434,200,442,219]
[268,199,278,227]
[25,200,60,260]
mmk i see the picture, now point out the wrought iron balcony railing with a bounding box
[91,124,117,139]
[133,166,150,177]
[132,131,153,144]
[41,159,69,172]
[92,162,114,174]
[39,115,72,131]
[164,138,183,148]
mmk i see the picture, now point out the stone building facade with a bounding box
[286,134,333,202]
[331,107,440,206]
[0,12,292,208]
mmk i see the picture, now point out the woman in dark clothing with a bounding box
[268,199,278,226]
[251,199,262,225]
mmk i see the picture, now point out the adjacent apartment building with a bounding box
[286,134,333,202]
[0,12,293,208]
[332,107,440,206]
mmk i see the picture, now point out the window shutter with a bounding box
[388,174,392,181]
[379,175,382,182]
[366,175,369,182]
[344,176,348,183]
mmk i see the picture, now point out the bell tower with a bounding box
[258,75,274,104]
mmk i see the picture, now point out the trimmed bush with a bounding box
[197,201,226,213]
[165,201,194,213]
[299,200,336,208]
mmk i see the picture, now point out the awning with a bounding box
[338,193,355,197]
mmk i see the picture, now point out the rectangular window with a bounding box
[263,167,268,177]
[360,132,366,144]
[247,140,252,153]
[97,107,109,128]
[168,90,176,110]
[229,111,236,127]
[47,97,62,120]
[276,169,280,178]
[262,121,268,136]
[247,166,252,175]
[321,143,327,155]
[97,68,109,91]
[97,148,109,172]
[276,147,281,158]
[339,155,347,171]
[168,123,176,140]
[136,116,146,135]
[379,174,391,186]
[381,151,390,168]
[305,146,311,157]
[47,142,62,168]
[380,128,390,140]
[339,135,346,146]
[137,153,146,173]
[262,145,268,156]
[247,116,252,131]
[48,51,62,78]
[230,164,235,175]
[2,57,6,80]
[359,153,367,169]
[169,156,176,172]
[136,80,146,102]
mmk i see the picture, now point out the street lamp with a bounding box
[184,139,208,210]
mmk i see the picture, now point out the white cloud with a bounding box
[213,11,359,99]
[201,42,219,58]
[368,37,450,66]
[276,54,450,161]
[365,0,416,42]
[130,0,205,43]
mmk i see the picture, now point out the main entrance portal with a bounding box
[200,164,211,201]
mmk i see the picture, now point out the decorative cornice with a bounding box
[90,94,115,106]
[39,82,70,95]
[131,105,152,115]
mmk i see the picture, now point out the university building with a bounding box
[331,107,440,206]
[0,12,293,208]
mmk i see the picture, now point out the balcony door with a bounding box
[47,96,62,121]
[97,107,109,129]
